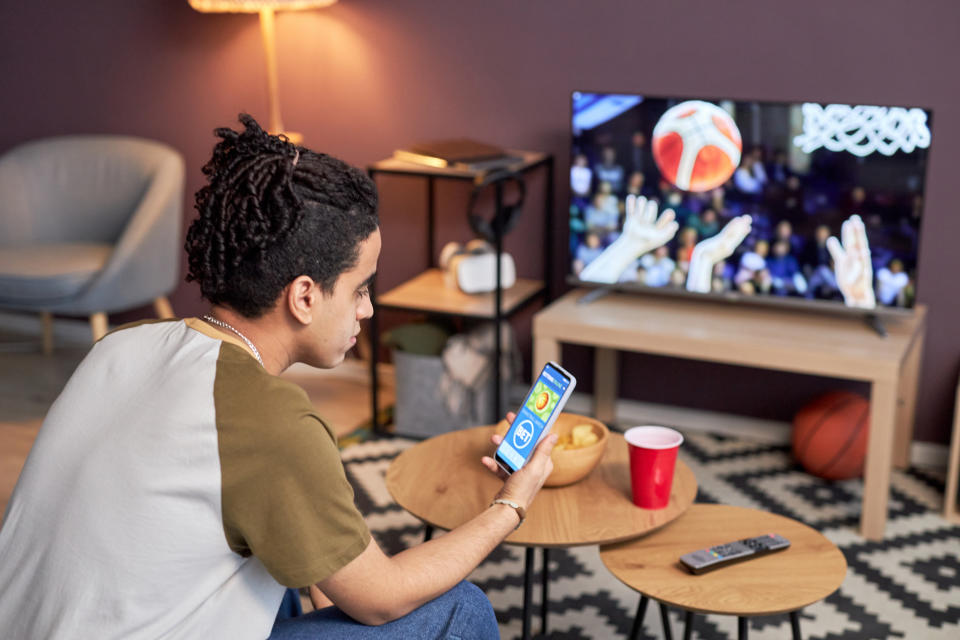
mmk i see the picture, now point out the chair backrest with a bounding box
[0,135,180,247]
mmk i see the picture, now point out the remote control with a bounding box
[679,533,790,574]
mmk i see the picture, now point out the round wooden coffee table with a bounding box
[385,425,698,639]
[599,504,847,640]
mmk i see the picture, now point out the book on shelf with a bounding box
[393,138,524,171]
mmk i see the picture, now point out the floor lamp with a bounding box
[188,0,338,143]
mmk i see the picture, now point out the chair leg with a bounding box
[90,313,108,342]
[40,312,54,355]
[153,296,174,319]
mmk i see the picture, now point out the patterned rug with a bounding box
[340,432,960,640]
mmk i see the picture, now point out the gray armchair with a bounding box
[0,135,185,350]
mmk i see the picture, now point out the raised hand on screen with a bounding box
[827,214,876,309]
[580,195,679,284]
[685,215,753,293]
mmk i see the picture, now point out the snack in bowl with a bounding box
[494,412,608,487]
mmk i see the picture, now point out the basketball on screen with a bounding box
[652,100,742,192]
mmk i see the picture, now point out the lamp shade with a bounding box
[188,0,336,12]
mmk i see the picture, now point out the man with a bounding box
[0,115,557,639]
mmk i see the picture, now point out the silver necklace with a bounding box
[202,314,264,366]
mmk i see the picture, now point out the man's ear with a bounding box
[286,275,318,326]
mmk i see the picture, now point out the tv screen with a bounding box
[569,92,933,312]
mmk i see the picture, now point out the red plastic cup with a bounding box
[625,426,684,509]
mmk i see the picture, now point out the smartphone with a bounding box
[495,361,576,474]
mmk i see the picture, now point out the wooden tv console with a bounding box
[532,289,926,541]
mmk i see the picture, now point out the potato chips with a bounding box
[554,424,599,451]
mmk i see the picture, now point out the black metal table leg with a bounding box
[790,610,802,640]
[541,547,549,636]
[423,525,433,542]
[522,547,534,640]
[738,616,749,640]
[629,595,649,640]
[683,610,694,640]
[659,602,673,640]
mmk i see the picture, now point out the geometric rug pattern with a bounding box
[340,432,960,639]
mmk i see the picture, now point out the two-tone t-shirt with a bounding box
[0,319,370,639]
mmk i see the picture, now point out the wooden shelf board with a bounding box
[378,269,543,318]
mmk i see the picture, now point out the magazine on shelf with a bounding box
[393,138,523,170]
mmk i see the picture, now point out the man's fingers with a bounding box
[481,456,508,479]
[505,411,516,424]
[489,433,504,446]
[526,433,558,473]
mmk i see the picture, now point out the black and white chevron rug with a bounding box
[340,432,960,639]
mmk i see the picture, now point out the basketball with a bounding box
[652,100,742,192]
[792,391,870,480]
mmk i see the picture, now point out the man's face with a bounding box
[307,228,381,368]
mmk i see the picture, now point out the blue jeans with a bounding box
[268,581,499,639]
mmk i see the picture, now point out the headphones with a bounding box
[466,170,526,243]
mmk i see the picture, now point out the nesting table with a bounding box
[600,504,848,640]
[384,424,698,639]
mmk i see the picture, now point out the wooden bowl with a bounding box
[495,412,609,487]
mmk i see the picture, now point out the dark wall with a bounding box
[2,0,958,444]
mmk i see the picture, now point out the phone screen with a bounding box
[496,362,573,473]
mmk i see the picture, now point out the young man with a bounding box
[0,115,557,639]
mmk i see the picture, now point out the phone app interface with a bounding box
[499,364,571,471]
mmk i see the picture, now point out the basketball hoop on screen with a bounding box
[793,103,931,158]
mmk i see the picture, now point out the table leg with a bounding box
[541,548,549,635]
[862,379,898,540]
[594,347,619,425]
[659,602,673,640]
[893,331,924,469]
[790,610,802,640]
[533,336,560,376]
[522,547,534,640]
[738,616,749,640]
[629,596,649,640]
[423,525,433,542]
[683,610,694,640]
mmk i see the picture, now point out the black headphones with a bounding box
[466,170,526,243]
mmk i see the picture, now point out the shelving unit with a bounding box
[367,151,554,433]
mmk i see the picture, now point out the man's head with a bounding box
[185,114,379,318]
[185,114,380,368]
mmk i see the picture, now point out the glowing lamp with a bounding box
[188,0,339,143]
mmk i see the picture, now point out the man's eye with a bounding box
[357,287,370,298]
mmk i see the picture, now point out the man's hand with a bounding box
[686,215,752,293]
[481,412,558,514]
[827,214,876,309]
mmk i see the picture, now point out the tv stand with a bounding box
[865,313,888,338]
[532,289,927,541]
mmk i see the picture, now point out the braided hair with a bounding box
[185,114,378,317]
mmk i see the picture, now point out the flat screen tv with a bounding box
[568,91,933,316]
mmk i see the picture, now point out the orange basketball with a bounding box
[652,100,742,193]
[792,391,870,480]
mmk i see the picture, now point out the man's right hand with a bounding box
[481,423,558,517]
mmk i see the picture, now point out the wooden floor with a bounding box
[0,339,393,520]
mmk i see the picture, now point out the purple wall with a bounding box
[2,0,958,444]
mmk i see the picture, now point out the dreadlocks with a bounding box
[185,114,378,317]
